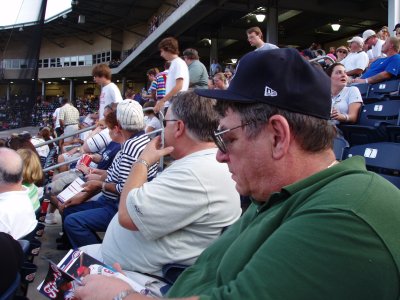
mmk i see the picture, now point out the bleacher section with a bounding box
[335,79,400,189]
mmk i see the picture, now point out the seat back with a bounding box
[367,79,400,102]
[333,136,349,160]
[352,83,369,99]
[346,142,400,188]
[358,101,400,127]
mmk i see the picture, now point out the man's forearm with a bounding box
[118,162,148,230]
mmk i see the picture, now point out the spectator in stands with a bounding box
[142,68,159,102]
[63,100,157,248]
[394,23,400,37]
[328,46,336,55]
[353,37,400,85]
[362,29,386,64]
[377,26,390,40]
[76,48,400,300]
[335,45,348,62]
[59,98,80,150]
[143,101,161,133]
[6,133,38,155]
[154,37,189,113]
[0,148,37,239]
[224,68,233,87]
[341,36,369,78]
[17,148,44,213]
[301,48,316,60]
[53,98,66,139]
[210,58,221,76]
[213,72,227,90]
[92,63,123,119]
[326,63,363,124]
[80,91,241,281]
[154,61,170,102]
[246,26,279,51]
[47,111,120,212]
[183,48,209,89]
[0,232,23,295]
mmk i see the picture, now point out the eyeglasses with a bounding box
[163,119,178,127]
[212,122,251,154]
[336,50,347,54]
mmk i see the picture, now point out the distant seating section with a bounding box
[338,79,400,189]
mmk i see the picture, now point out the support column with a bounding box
[266,0,278,45]
[41,81,46,99]
[210,38,218,73]
[122,77,127,98]
[6,83,10,101]
[388,0,399,37]
[69,79,74,104]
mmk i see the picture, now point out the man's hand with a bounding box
[75,275,131,300]
[59,195,86,213]
[154,99,165,113]
[138,136,174,165]
[85,173,102,181]
[82,180,102,193]
[76,164,90,175]
[352,78,367,84]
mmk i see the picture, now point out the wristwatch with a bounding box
[113,289,137,300]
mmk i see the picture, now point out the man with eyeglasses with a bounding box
[75,49,400,300]
[77,91,240,291]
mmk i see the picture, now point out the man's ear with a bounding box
[268,115,291,160]
[174,120,185,138]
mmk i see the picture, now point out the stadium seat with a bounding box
[333,136,349,160]
[365,79,400,103]
[386,125,400,143]
[346,142,400,188]
[352,83,369,99]
[338,101,400,146]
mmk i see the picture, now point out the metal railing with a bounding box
[38,108,166,173]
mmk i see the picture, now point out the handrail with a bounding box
[41,109,167,173]
[42,127,165,173]
[34,125,96,148]
[309,55,336,65]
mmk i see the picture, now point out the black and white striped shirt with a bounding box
[103,131,158,202]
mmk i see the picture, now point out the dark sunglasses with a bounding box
[337,50,347,54]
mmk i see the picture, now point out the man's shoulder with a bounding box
[122,134,149,154]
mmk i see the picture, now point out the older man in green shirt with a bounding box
[75,49,400,300]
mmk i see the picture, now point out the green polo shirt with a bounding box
[168,156,400,300]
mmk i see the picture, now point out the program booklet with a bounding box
[37,250,149,300]
[56,177,85,204]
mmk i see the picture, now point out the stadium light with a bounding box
[255,14,266,22]
[331,24,340,31]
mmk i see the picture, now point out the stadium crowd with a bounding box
[1,24,400,300]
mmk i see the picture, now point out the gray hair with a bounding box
[0,148,23,184]
[170,91,219,142]
[215,101,336,152]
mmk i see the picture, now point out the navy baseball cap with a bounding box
[195,48,331,120]
[394,23,400,31]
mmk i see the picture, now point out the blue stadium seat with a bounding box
[365,79,400,103]
[333,136,349,160]
[346,142,400,188]
[386,125,400,143]
[352,83,369,99]
[338,100,400,146]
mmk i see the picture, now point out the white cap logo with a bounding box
[264,85,278,97]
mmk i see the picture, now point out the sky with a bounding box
[0,0,71,27]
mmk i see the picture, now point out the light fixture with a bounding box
[83,80,87,83]
[331,24,340,31]
[255,14,266,22]
[19,27,23,32]
[116,80,120,83]
[231,58,238,64]
[62,14,67,19]
[47,81,51,84]
[78,15,85,24]
[10,81,13,84]
[61,77,65,80]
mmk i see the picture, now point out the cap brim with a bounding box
[194,88,257,103]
